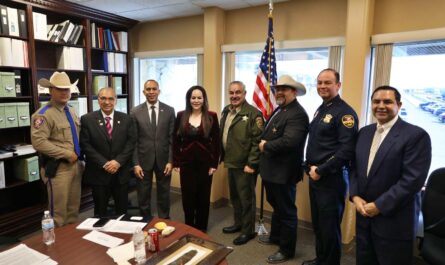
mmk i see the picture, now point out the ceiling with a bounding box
[66,0,288,22]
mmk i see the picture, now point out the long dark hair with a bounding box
[178,85,213,137]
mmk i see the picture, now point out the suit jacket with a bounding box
[220,101,264,170]
[173,111,220,168]
[350,118,431,240]
[131,101,175,171]
[259,99,309,184]
[80,110,136,185]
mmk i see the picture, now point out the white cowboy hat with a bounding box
[272,74,306,96]
[38,71,78,90]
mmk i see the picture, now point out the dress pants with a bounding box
[180,161,213,231]
[309,172,347,265]
[227,168,256,234]
[264,180,297,257]
[136,162,172,218]
[91,174,128,217]
[356,222,414,265]
[42,161,82,226]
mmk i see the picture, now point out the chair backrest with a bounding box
[422,167,445,236]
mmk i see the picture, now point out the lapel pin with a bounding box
[242,116,249,121]
[117,121,120,124]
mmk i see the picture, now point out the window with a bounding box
[372,41,445,173]
[136,56,198,112]
[234,48,329,118]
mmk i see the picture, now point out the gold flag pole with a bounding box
[256,0,273,237]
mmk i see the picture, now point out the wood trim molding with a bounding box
[14,0,139,28]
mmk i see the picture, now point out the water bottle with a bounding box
[42,210,55,245]
[133,227,146,264]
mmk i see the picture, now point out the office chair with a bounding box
[420,167,445,265]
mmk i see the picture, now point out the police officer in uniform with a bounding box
[31,72,83,226]
[220,81,264,245]
[303,68,358,265]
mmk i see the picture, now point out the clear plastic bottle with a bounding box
[42,210,55,245]
[133,227,146,264]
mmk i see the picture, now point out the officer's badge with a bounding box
[256,117,264,128]
[242,115,249,121]
[323,114,333,123]
[33,117,44,129]
[342,115,355,128]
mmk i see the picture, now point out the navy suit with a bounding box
[80,110,136,217]
[260,99,309,257]
[350,117,431,265]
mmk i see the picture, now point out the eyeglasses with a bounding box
[99,97,116,102]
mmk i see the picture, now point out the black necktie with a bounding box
[150,105,156,128]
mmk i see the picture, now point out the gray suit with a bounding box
[131,101,175,218]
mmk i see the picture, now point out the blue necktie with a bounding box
[64,106,81,157]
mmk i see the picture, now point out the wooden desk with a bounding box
[20,218,228,265]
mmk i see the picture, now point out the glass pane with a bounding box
[389,41,445,173]
[235,48,329,119]
[138,56,198,112]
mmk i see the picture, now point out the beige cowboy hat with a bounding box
[38,71,79,91]
[272,74,306,96]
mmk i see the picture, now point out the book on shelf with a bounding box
[112,76,123,95]
[32,12,47,40]
[18,9,27,38]
[90,23,128,52]
[56,46,84,70]
[0,5,9,35]
[0,37,27,67]
[6,7,19,37]
[93,75,108,95]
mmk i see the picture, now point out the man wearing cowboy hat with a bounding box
[258,75,309,263]
[31,71,83,226]
[303,68,358,265]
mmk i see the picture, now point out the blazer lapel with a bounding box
[368,120,402,178]
[141,103,151,131]
[95,111,110,142]
[111,112,121,141]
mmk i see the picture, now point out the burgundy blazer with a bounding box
[173,111,220,168]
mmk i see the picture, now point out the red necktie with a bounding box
[105,116,112,139]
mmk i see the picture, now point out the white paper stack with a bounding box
[0,244,58,265]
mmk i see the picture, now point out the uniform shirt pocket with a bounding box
[54,122,72,142]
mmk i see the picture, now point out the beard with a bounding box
[276,97,285,106]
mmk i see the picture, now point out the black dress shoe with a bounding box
[233,233,256,245]
[258,235,278,245]
[222,225,241,234]
[302,258,319,265]
[267,251,291,264]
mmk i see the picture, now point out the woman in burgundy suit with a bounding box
[173,85,220,231]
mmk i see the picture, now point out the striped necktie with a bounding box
[104,116,112,139]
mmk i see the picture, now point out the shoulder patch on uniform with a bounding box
[255,117,264,128]
[342,115,355,128]
[33,117,45,129]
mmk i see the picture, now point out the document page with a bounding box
[0,244,57,265]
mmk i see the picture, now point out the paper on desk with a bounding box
[106,241,134,264]
[0,243,58,265]
[83,230,124,248]
[76,218,146,234]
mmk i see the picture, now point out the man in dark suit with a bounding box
[258,75,309,264]
[131,79,175,219]
[80,87,136,217]
[350,85,431,265]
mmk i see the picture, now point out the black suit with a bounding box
[80,110,136,217]
[259,99,309,257]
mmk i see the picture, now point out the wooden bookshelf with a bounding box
[0,0,138,237]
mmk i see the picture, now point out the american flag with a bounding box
[253,15,277,119]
